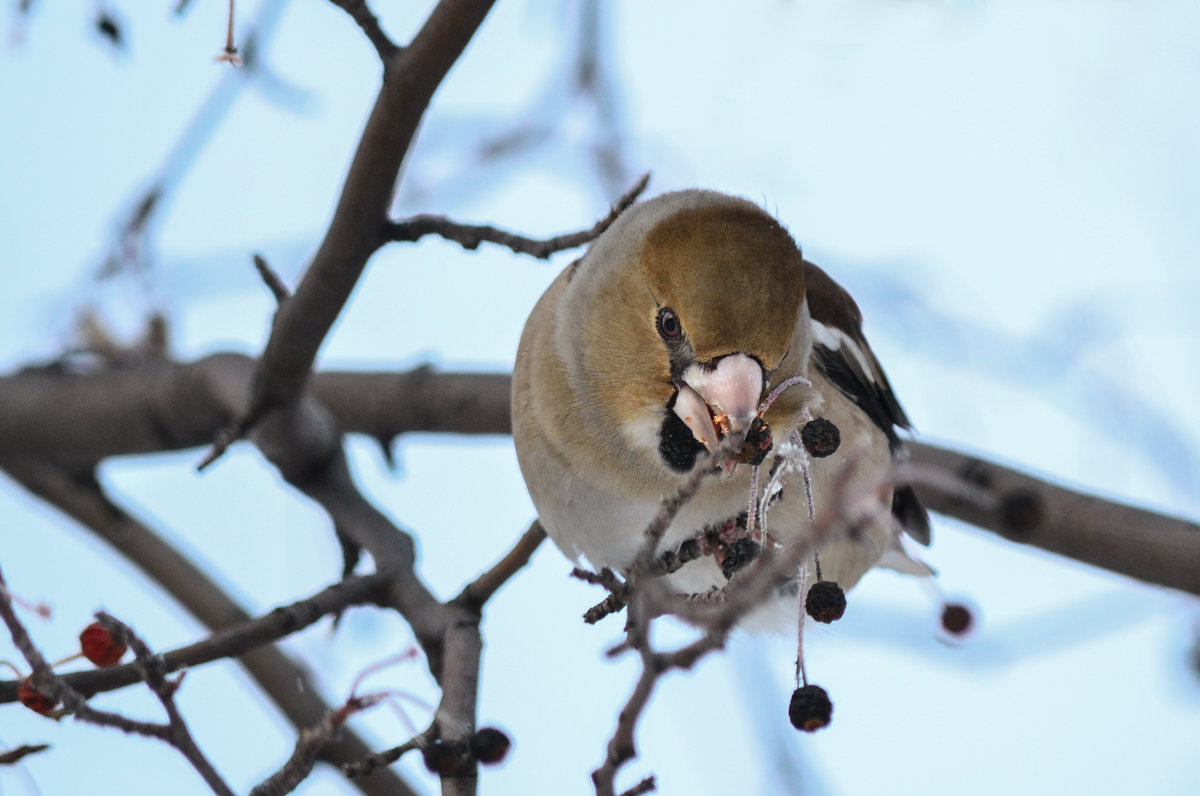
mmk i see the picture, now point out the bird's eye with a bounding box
[656,307,682,341]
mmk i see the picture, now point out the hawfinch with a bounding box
[513,190,929,621]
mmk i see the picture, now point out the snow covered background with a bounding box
[2,1,1198,794]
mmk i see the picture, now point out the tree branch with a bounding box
[0,463,414,796]
[327,0,399,62]
[908,441,1200,595]
[3,362,1197,598]
[385,172,649,259]
[226,0,498,463]
[0,574,388,704]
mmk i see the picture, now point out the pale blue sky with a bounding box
[2,2,1198,795]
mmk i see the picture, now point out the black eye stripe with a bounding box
[656,307,682,341]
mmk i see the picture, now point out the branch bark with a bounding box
[908,441,1200,595]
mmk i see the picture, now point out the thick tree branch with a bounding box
[908,441,1200,595]
[2,362,1197,598]
[233,0,498,455]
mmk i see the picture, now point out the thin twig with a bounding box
[0,744,50,766]
[456,522,546,611]
[0,571,234,795]
[254,253,291,304]
[252,695,384,796]
[618,776,657,796]
[96,612,236,796]
[216,0,242,65]
[327,0,400,62]
[385,172,649,259]
[344,726,437,779]
[1,574,388,704]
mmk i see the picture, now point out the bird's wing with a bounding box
[803,259,931,545]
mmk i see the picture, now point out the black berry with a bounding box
[720,537,761,580]
[735,416,773,465]
[941,603,974,636]
[421,740,471,777]
[801,418,840,458]
[805,581,846,623]
[788,684,833,732]
[470,727,512,765]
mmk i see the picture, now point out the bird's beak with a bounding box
[672,353,763,450]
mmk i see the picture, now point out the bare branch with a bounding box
[254,252,291,304]
[225,0,498,471]
[0,744,50,766]
[909,441,1200,595]
[252,695,383,796]
[327,0,399,62]
[0,574,387,704]
[96,612,236,796]
[456,522,546,611]
[2,362,1197,596]
[618,777,657,796]
[385,172,650,259]
[0,569,234,795]
[0,464,414,796]
[343,728,435,779]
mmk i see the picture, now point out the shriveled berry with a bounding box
[17,679,56,716]
[421,740,471,777]
[80,621,126,667]
[720,537,761,580]
[941,603,974,636]
[470,727,511,765]
[805,581,846,623]
[734,416,773,465]
[788,684,832,732]
[800,418,840,458]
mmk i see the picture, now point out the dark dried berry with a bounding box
[720,537,761,580]
[80,622,126,667]
[734,416,773,465]
[470,727,511,765]
[800,418,840,458]
[788,684,832,732]
[805,581,846,623]
[421,740,471,777]
[941,603,974,636]
[17,679,56,716]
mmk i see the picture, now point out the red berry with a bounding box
[17,679,57,715]
[80,622,126,667]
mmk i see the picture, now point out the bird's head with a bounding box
[558,190,810,473]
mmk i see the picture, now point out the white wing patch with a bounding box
[810,319,875,381]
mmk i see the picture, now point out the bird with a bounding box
[512,189,930,624]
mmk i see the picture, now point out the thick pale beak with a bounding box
[672,353,764,451]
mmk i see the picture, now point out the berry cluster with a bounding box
[17,621,127,716]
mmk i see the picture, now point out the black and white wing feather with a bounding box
[803,260,931,545]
